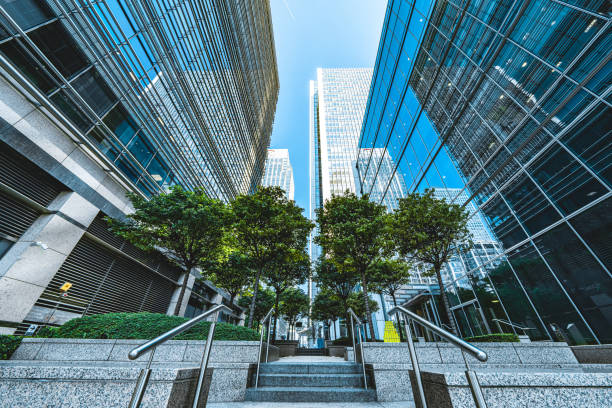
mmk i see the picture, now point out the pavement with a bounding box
[207,402,415,408]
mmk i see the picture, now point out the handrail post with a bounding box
[128,347,156,408]
[358,323,367,390]
[255,321,265,388]
[349,313,356,363]
[192,310,219,408]
[402,314,427,408]
[265,315,272,362]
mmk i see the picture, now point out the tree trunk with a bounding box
[362,272,376,341]
[173,266,191,316]
[272,292,280,342]
[435,266,458,336]
[391,292,404,341]
[247,268,262,328]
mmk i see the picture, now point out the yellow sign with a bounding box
[60,282,72,292]
[383,321,400,343]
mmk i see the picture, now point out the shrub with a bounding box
[35,312,259,341]
[464,333,519,343]
[331,336,352,346]
[0,335,22,360]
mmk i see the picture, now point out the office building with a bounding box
[358,0,611,344]
[261,149,295,200]
[0,0,277,333]
[309,67,389,339]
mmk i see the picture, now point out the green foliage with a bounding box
[279,288,309,340]
[346,291,380,321]
[238,286,275,329]
[315,191,389,338]
[207,250,253,304]
[106,186,229,315]
[330,336,353,346]
[0,335,22,360]
[464,333,519,343]
[391,189,473,335]
[313,256,357,306]
[311,289,344,324]
[34,313,259,340]
[231,186,314,327]
[368,258,412,306]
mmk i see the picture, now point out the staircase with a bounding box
[295,347,326,356]
[245,362,376,402]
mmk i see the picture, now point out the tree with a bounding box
[238,286,275,331]
[347,291,380,323]
[279,288,310,340]
[369,258,412,307]
[231,186,314,328]
[106,186,227,315]
[207,250,252,305]
[391,189,473,335]
[265,250,310,341]
[315,191,389,338]
[311,289,344,339]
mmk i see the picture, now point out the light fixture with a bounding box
[491,300,500,303]
[551,20,556,26]
[499,95,504,99]
[152,174,163,181]
[521,62,527,67]
[587,191,597,197]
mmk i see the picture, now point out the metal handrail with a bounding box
[492,318,534,334]
[127,304,232,408]
[389,306,488,408]
[347,308,368,390]
[254,307,275,388]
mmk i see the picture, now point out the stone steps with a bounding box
[247,362,374,402]
[245,386,377,402]
[295,348,326,356]
[258,373,364,387]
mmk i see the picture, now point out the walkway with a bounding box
[273,355,347,363]
[208,402,414,408]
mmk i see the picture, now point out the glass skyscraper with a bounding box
[0,0,277,333]
[358,0,611,344]
[261,148,295,200]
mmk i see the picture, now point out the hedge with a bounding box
[35,312,259,341]
[0,335,22,360]
[464,333,519,343]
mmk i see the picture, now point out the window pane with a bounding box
[0,38,56,93]
[50,89,92,132]
[71,68,116,116]
[569,198,612,272]
[27,21,88,79]
[0,0,54,39]
[533,222,612,343]
[103,105,137,144]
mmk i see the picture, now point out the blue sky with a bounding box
[268,0,388,214]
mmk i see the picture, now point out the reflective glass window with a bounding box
[569,198,612,272]
[0,0,54,39]
[70,68,116,116]
[128,133,155,166]
[533,222,612,343]
[0,38,56,93]
[103,105,137,144]
[50,90,92,132]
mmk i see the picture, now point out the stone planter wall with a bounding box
[8,338,269,403]
[327,345,346,357]
[273,340,298,357]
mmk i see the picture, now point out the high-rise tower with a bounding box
[261,149,295,200]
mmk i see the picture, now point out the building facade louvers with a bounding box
[0,0,277,333]
[261,148,295,200]
[358,0,611,344]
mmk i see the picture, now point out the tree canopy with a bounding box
[391,189,473,335]
[369,258,412,307]
[315,191,389,338]
[279,287,309,340]
[106,186,228,315]
[231,186,313,328]
[238,286,275,330]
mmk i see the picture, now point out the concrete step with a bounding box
[244,386,377,402]
[258,373,364,388]
[296,348,326,356]
[260,362,361,374]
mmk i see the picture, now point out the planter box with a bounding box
[571,344,612,364]
[327,345,346,357]
[273,340,298,357]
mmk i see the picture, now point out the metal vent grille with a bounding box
[35,236,175,318]
[0,142,65,206]
[0,194,40,240]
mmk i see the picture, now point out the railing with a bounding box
[389,306,488,408]
[346,308,368,390]
[492,318,534,336]
[127,304,232,408]
[254,307,275,388]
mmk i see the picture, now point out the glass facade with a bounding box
[358,0,611,344]
[308,68,373,302]
[261,149,295,200]
[0,0,278,200]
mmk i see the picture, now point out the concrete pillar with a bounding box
[167,272,196,317]
[0,192,98,334]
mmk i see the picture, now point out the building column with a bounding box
[167,272,196,317]
[0,192,98,334]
